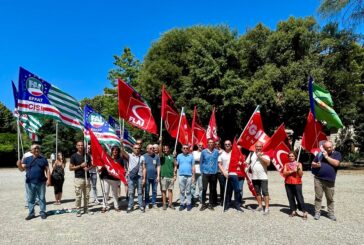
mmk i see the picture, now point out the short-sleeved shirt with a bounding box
[218,150,231,171]
[312,151,342,182]
[24,155,48,184]
[249,152,270,180]
[177,153,194,176]
[192,151,201,174]
[100,158,123,181]
[200,149,219,174]
[160,154,174,178]
[70,152,91,179]
[128,153,145,177]
[144,153,160,179]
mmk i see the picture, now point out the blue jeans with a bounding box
[191,173,202,201]
[89,172,98,201]
[238,177,245,203]
[26,182,46,216]
[179,176,192,205]
[128,176,143,209]
[145,178,158,205]
[226,175,243,208]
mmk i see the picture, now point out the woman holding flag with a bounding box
[99,146,123,212]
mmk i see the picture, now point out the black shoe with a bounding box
[40,213,47,219]
[140,207,145,213]
[126,207,133,213]
[208,204,214,211]
[179,205,186,211]
[199,204,207,211]
[223,208,229,212]
[236,207,244,212]
[25,214,35,220]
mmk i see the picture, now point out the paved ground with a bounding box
[0,167,363,245]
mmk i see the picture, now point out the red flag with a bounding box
[117,79,157,134]
[206,107,219,141]
[191,106,207,147]
[262,123,289,158]
[238,108,270,150]
[161,85,180,138]
[246,173,257,197]
[228,139,246,177]
[178,111,192,145]
[89,129,127,185]
[301,111,327,155]
[271,141,291,177]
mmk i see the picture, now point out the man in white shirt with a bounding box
[218,140,244,212]
[246,142,271,214]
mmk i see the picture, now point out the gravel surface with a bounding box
[0,168,363,244]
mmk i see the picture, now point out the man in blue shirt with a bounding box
[143,144,161,209]
[311,141,342,221]
[176,145,195,211]
[199,138,219,211]
[21,144,51,220]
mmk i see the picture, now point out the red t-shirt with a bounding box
[285,161,302,185]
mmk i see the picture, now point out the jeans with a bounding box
[285,184,306,213]
[217,172,226,203]
[128,176,143,209]
[314,177,335,214]
[191,173,202,201]
[202,173,217,205]
[26,182,46,216]
[238,177,245,203]
[179,176,192,205]
[89,172,98,201]
[225,175,242,208]
[145,178,158,205]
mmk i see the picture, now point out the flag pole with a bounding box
[191,106,196,149]
[174,107,184,153]
[84,138,89,212]
[56,121,58,157]
[19,126,24,157]
[237,105,260,143]
[297,145,302,162]
[222,177,229,213]
[17,119,20,161]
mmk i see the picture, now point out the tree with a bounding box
[135,18,363,150]
[318,0,364,28]
[0,102,16,133]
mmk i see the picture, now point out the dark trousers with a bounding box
[217,172,225,203]
[225,175,241,208]
[285,184,306,212]
[202,173,217,205]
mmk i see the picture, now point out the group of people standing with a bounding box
[17,136,341,222]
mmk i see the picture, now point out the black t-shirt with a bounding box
[100,158,123,181]
[70,152,91,179]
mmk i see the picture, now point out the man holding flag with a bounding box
[69,141,92,217]
[311,141,342,221]
[246,142,271,215]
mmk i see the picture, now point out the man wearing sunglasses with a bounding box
[175,145,195,211]
[121,144,146,213]
[21,144,51,220]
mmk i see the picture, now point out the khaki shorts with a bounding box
[161,177,174,191]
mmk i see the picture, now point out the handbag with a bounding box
[128,156,141,179]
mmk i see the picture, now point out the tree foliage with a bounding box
[318,0,364,28]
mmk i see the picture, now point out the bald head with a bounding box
[255,142,263,152]
[323,141,333,154]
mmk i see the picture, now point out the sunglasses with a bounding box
[33,147,40,150]
[182,147,189,149]
[133,147,141,150]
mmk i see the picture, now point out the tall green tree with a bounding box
[318,0,364,27]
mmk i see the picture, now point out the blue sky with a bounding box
[0,0,353,110]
